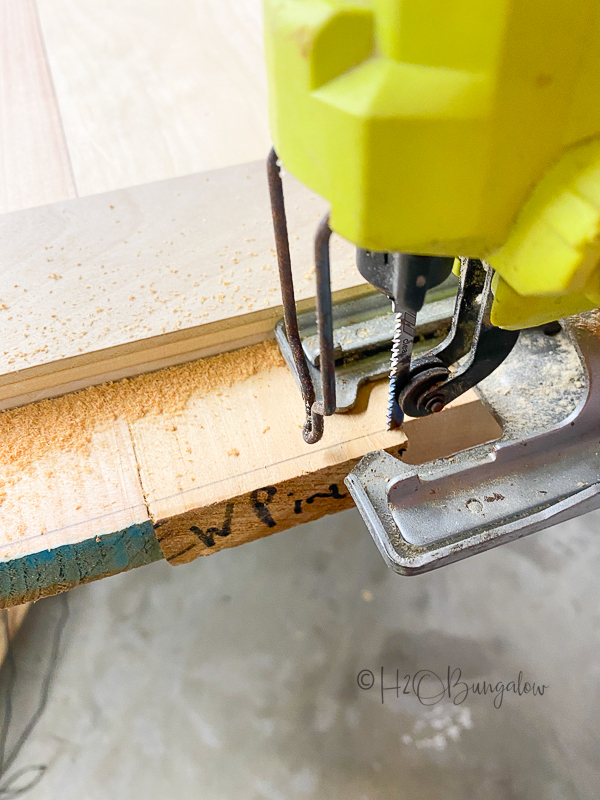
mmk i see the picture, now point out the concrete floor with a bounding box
[2,507,600,799]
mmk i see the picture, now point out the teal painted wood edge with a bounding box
[0,521,162,608]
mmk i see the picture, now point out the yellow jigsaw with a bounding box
[264,0,600,572]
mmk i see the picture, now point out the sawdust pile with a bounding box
[0,340,285,473]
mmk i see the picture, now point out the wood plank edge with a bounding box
[155,444,407,566]
[0,603,31,666]
[0,521,162,608]
[0,284,372,410]
[155,394,503,566]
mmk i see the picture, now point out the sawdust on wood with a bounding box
[0,340,285,475]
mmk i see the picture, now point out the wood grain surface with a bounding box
[0,330,502,606]
[0,422,149,563]
[36,0,270,196]
[0,0,156,604]
[130,354,502,565]
[0,0,75,213]
[0,161,359,408]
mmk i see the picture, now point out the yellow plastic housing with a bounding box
[264,0,600,328]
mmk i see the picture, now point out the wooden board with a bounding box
[0,422,149,563]
[0,0,75,213]
[36,0,270,197]
[137,359,503,565]
[0,604,30,666]
[0,335,503,606]
[0,161,360,409]
[0,0,159,606]
[0,412,157,606]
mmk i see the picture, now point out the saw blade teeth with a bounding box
[387,310,416,430]
[389,315,404,375]
[387,316,403,429]
[387,376,399,430]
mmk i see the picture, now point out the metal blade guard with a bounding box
[345,318,600,574]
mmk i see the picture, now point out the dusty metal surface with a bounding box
[346,320,597,574]
[276,294,455,412]
[398,260,519,418]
